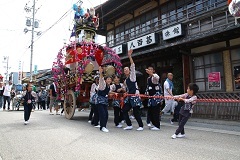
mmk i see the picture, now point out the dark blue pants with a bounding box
[3,96,10,110]
[24,104,33,121]
[146,111,150,124]
[113,107,123,126]
[97,103,108,129]
[122,103,143,127]
[0,96,3,108]
[175,114,190,135]
[148,104,161,128]
[92,104,99,126]
[88,107,94,121]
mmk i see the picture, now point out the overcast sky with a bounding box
[0,0,107,77]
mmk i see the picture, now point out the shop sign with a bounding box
[208,72,221,90]
[162,24,183,40]
[112,45,123,54]
[18,71,22,81]
[127,33,158,50]
[34,65,38,74]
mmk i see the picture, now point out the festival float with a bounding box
[52,1,122,119]
[228,0,240,18]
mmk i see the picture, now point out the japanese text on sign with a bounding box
[208,72,221,90]
[162,24,183,40]
[127,33,157,50]
[112,45,123,55]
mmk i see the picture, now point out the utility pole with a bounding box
[30,0,36,82]
[24,0,41,82]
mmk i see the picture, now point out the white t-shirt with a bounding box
[164,80,172,97]
[3,84,12,97]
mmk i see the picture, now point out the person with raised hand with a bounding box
[122,49,144,131]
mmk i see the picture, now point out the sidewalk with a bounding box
[106,110,240,136]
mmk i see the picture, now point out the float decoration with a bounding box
[52,1,122,119]
[228,0,240,18]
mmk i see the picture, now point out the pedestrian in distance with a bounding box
[10,88,16,103]
[49,82,59,115]
[22,83,38,125]
[161,73,177,116]
[122,49,144,131]
[39,87,47,110]
[46,89,50,110]
[96,66,112,133]
[0,82,4,110]
[171,83,199,139]
[3,81,13,111]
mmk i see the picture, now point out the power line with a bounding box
[33,6,73,44]
[0,0,18,7]
[17,2,74,61]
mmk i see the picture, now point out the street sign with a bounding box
[34,65,38,74]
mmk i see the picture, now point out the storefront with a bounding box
[191,38,240,93]
[96,0,240,120]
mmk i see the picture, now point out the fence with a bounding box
[194,92,240,120]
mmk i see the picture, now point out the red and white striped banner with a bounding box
[111,93,240,103]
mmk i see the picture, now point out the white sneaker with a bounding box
[129,115,135,119]
[88,120,91,123]
[116,124,122,128]
[136,127,144,131]
[123,126,133,130]
[150,127,160,131]
[176,134,185,138]
[49,112,54,115]
[24,121,29,125]
[147,123,152,127]
[94,125,100,128]
[170,119,174,125]
[101,127,109,133]
[171,134,177,139]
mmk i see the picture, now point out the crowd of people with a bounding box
[87,49,199,139]
[0,49,199,139]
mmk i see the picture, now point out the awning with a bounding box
[36,75,52,82]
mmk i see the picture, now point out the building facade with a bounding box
[96,0,240,120]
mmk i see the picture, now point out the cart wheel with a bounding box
[64,90,76,119]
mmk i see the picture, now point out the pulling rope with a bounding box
[110,93,240,108]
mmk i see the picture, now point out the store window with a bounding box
[177,7,184,21]
[187,2,194,18]
[134,10,158,36]
[115,25,124,45]
[169,10,176,23]
[196,0,203,13]
[125,21,134,41]
[135,17,140,36]
[107,30,114,47]
[161,13,167,26]
[193,52,224,92]
[231,48,240,90]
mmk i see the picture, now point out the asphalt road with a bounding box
[0,109,239,160]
